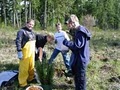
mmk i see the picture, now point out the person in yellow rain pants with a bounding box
[15,19,36,88]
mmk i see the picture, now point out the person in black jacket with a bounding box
[15,19,36,88]
[35,33,54,62]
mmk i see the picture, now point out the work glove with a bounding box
[17,51,23,60]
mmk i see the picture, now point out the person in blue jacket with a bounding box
[63,14,91,90]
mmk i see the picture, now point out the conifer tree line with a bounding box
[0,0,120,30]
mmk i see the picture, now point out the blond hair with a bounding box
[27,19,35,24]
[66,14,80,28]
[47,32,54,40]
[67,14,79,23]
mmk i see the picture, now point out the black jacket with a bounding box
[36,34,47,49]
[35,34,47,60]
[15,27,36,51]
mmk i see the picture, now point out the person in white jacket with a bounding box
[48,22,72,74]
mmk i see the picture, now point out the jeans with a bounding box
[48,48,71,70]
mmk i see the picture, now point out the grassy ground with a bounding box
[0,27,120,90]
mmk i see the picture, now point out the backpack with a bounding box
[0,70,18,87]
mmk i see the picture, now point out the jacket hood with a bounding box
[22,27,32,32]
[78,25,91,40]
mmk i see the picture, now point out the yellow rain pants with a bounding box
[18,40,35,87]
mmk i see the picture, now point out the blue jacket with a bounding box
[63,25,91,65]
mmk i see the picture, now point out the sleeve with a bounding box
[15,30,24,51]
[40,42,45,48]
[63,31,85,51]
[54,33,57,43]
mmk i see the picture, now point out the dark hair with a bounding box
[55,22,61,27]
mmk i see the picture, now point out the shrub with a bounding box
[35,59,55,85]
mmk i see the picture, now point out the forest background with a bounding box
[0,0,120,90]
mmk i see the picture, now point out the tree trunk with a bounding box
[43,0,47,30]
[24,0,28,23]
[19,13,22,27]
[0,1,2,23]
[29,0,32,19]
[16,11,19,28]
[13,0,16,27]
[3,0,7,26]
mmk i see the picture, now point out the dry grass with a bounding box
[0,27,120,90]
[0,29,74,90]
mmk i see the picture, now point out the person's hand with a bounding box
[55,39,57,44]
[38,57,42,63]
[17,51,23,60]
[63,39,67,45]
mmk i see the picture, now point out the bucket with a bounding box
[26,85,43,90]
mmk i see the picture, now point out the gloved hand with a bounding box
[17,51,23,60]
